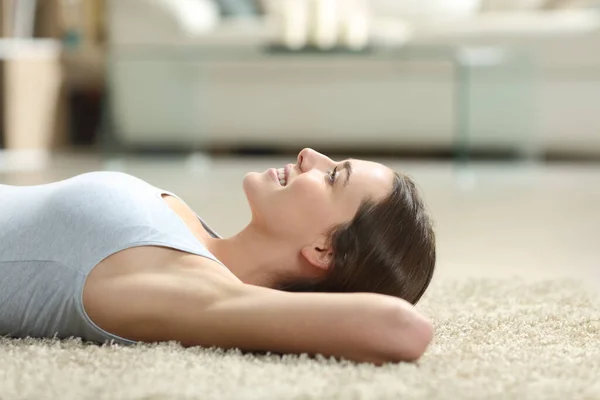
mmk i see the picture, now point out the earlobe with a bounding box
[301,245,332,270]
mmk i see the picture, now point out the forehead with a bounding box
[347,159,394,199]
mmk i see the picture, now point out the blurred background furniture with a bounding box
[0,38,63,151]
[1,0,599,158]
[105,0,600,156]
[0,0,105,157]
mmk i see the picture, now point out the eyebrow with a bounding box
[340,160,352,187]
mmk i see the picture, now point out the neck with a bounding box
[203,224,299,289]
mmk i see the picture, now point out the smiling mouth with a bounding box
[276,167,288,186]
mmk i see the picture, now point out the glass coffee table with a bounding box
[100,42,538,172]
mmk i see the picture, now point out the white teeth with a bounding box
[277,168,286,186]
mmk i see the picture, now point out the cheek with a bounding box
[288,178,332,223]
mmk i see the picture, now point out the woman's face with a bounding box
[243,148,394,246]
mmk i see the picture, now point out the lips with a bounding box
[269,164,293,186]
[270,168,279,183]
[284,163,292,184]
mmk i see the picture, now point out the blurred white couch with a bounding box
[107,0,600,155]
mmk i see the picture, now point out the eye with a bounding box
[327,166,338,185]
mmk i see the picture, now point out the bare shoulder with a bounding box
[85,256,433,364]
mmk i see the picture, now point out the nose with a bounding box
[297,148,329,172]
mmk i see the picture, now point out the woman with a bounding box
[0,148,436,365]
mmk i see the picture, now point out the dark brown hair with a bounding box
[280,172,436,305]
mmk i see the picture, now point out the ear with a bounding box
[300,239,333,271]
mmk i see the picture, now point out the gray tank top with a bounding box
[0,171,225,345]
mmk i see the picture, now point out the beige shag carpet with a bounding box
[1,278,599,400]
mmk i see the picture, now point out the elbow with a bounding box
[402,314,434,361]
[382,303,434,363]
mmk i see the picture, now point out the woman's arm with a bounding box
[219,287,433,364]
[89,268,433,365]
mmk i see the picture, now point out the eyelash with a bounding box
[327,166,338,185]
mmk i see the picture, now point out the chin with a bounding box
[243,170,279,192]
[242,171,281,224]
[242,172,265,210]
[242,173,254,200]
[242,172,261,193]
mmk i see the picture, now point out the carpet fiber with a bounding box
[1,278,599,400]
